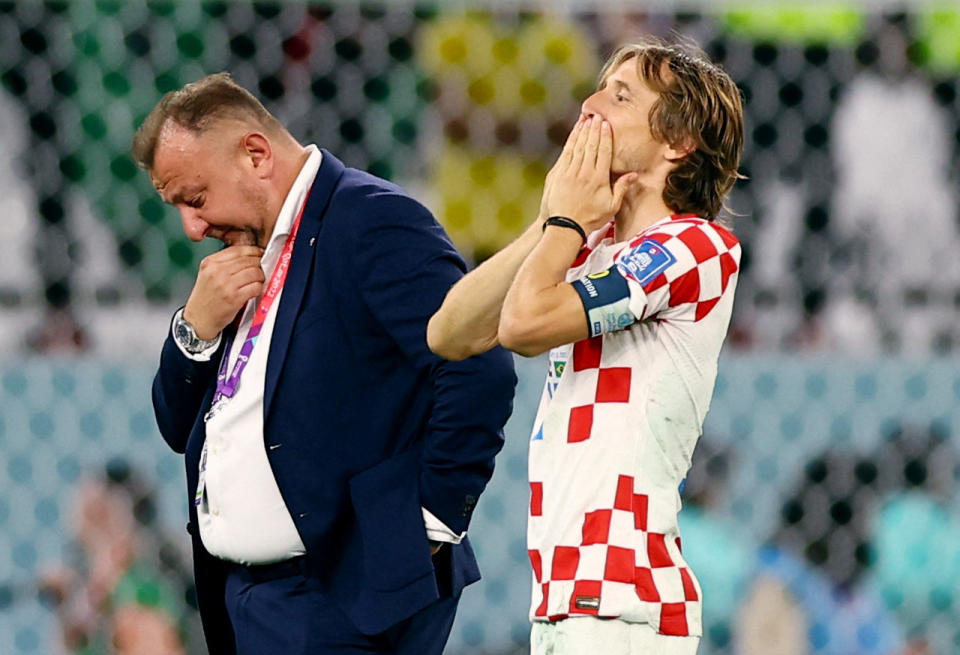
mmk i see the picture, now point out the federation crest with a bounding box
[616,238,676,285]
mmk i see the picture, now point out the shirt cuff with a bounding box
[171,309,222,362]
[422,506,465,544]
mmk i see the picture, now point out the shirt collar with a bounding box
[265,145,323,249]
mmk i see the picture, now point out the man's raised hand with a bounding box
[543,116,638,234]
[183,246,265,339]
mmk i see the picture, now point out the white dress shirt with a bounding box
[174,145,461,565]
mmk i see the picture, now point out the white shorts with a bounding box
[531,617,700,655]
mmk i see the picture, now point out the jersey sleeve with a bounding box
[571,222,740,337]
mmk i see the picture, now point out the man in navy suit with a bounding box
[131,73,516,655]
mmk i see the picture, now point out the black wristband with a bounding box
[543,216,587,245]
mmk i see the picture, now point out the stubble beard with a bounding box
[249,187,272,248]
[221,188,270,248]
[221,227,262,248]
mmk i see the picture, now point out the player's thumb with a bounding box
[611,173,639,210]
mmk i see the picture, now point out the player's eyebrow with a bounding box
[598,77,633,97]
[610,79,632,95]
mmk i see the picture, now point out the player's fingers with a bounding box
[570,115,594,171]
[558,115,586,167]
[597,120,613,175]
[610,173,639,212]
[583,115,603,169]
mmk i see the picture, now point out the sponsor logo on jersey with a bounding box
[616,238,676,285]
[586,270,610,280]
[581,276,599,298]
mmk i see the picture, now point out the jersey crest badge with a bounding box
[616,238,676,285]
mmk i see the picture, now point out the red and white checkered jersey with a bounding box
[527,214,741,636]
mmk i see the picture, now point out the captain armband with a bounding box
[571,267,637,337]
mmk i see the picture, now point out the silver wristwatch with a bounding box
[173,314,219,354]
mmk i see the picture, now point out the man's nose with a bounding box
[179,207,208,242]
[580,91,601,119]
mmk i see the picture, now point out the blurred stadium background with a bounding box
[0,1,957,654]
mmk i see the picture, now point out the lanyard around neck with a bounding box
[211,191,311,406]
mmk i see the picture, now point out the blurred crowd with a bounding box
[0,5,957,356]
[681,421,959,655]
[38,459,201,655]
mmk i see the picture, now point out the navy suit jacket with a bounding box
[152,151,516,653]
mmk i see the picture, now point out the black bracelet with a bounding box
[543,216,587,245]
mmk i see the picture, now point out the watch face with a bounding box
[175,320,195,347]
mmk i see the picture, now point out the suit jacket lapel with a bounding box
[264,150,346,420]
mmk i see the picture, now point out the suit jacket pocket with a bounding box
[348,449,435,592]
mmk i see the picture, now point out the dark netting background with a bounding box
[2,2,959,354]
[0,3,957,655]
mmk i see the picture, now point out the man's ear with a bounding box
[665,139,696,162]
[240,132,273,177]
